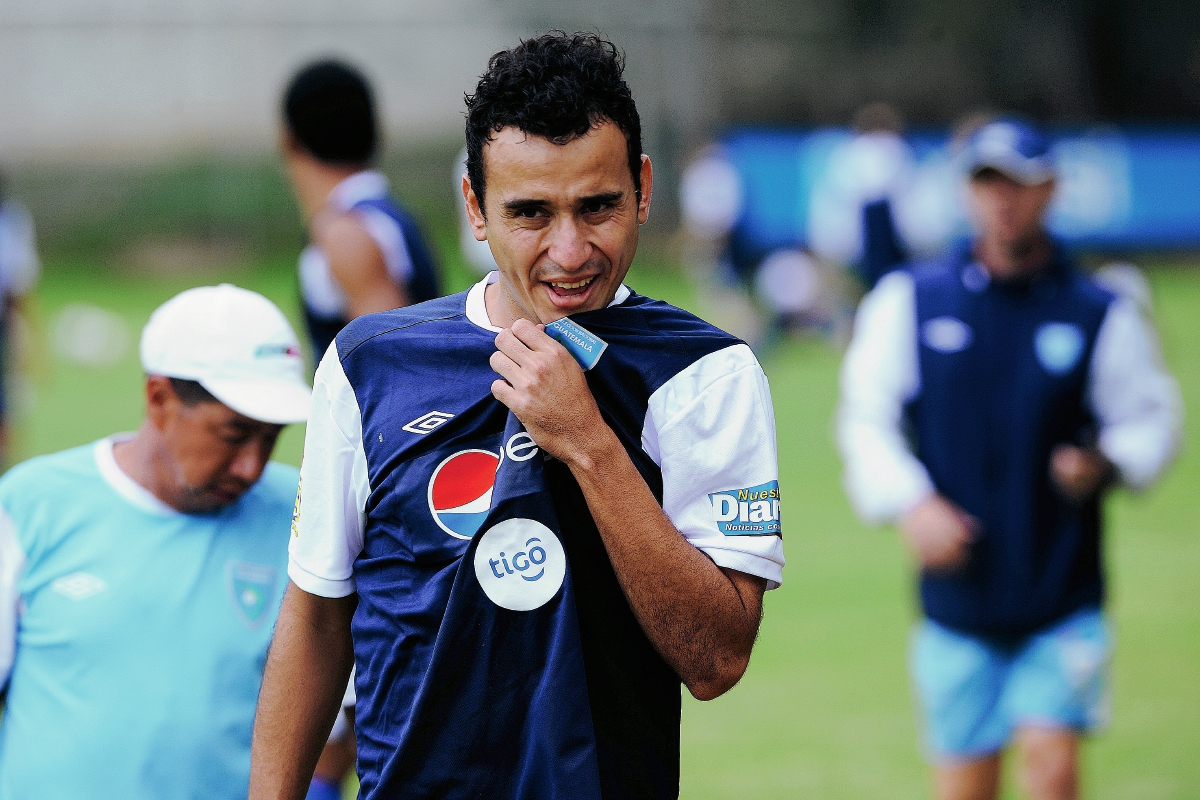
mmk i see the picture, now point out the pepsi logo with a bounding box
[473,518,566,611]
[428,449,500,540]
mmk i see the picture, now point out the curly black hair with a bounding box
[283,60,377,166]
[464,32,643,215]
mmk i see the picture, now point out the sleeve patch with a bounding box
[291,476,302,537]
[708,480,781,536]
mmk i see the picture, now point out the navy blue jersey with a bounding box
[905,243,1115,637]
[290,276,785,799]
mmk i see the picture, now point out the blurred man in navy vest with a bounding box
[837,118,1182,800]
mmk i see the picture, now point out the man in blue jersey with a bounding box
[838,119,1182,800]
[251,33,785,800]
[282,59,441,362]
[0,285,314,800]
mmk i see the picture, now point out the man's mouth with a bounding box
[546,276,596,296]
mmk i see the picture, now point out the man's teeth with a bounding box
[550,277,595,290]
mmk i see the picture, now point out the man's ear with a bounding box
[637,155,653,225]
[463,175,488,242]
[145,375,179,431]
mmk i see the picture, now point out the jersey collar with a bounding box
[94,435,181,517]
[465,271,632,333]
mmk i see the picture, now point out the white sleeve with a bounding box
[288,346,370,598]
[1089,298,1183,491]
[643,344,786,590]
[836,271,934,525]
[0,506,26,690]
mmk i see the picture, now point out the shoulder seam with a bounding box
[338,311,466,363]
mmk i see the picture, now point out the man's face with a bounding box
[149,380,282,513]
[463,120,653,326]
[968,169,1055,251]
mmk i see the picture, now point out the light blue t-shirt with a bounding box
[0,436,299,800]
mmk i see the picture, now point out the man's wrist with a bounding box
[560,418,622,475]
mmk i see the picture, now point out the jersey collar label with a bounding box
[545,317,607,371]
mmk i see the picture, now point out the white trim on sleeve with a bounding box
[1088,297,1183,490]
[288,345,370,598]
[0,505,26,689]
[644,344,785,589]
[836,270,935,525]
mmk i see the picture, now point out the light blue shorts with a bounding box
[910,606,1111,761]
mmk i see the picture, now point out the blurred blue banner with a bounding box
[722,127,1200,258]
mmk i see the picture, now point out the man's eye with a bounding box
[582,201,612,214]
[516,207,545,218]
[222,432,252,446]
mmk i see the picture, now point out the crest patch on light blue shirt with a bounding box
[1035,322,1085,375]
[226,561,278,628]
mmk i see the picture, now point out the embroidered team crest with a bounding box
[922,317,973,354]
[1035,323,1085,375]
[226,561,278,628]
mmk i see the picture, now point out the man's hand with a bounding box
[489,316,765,700]
[489,318,613,467]
[1050,445,1114,502]
[900,494,977,572]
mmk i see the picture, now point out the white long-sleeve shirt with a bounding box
[837,269,1183,525]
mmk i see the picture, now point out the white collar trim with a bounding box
[464,271,632,333]
[328,170,389,211]
[94,434,181,517]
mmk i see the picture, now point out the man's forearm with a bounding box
[567,427,765,701]
[250,582,356,800]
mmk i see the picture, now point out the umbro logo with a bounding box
[51,572,107,600]
[402,410,455,435]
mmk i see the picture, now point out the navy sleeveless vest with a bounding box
[303,195,441,360]
[905,243,1115,638]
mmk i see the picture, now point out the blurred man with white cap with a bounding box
[838,118,1182,800]
[0,284,313,800]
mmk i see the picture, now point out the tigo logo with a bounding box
[709,480,781,535]
[473,518,566,611]
[428,449,500,539]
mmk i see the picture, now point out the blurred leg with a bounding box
[932,754,1001,800]
[1015,726,1077,800]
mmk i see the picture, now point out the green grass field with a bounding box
[14,255,1199,799]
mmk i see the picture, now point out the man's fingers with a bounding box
[494,328,534,367]
[489,351,522,386]
[509,317,558,351]
[491,378,517,409]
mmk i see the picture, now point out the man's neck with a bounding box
[112,422,182,512]
[288,157,361,224]
[975,230,1053,282]
[483,277,532,329]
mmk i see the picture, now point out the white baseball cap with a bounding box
[140,284,311,424]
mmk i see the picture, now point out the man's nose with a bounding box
[228,441,268,485]
[546,216,590,271]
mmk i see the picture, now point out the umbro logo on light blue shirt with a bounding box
[50,572,107,600]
